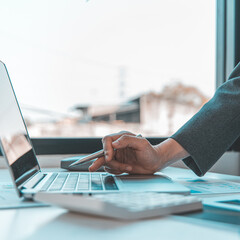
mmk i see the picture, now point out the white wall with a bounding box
[172,151,240,176]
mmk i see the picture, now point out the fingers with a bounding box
[88,157,105,172]
[89,157,132,173]
[102,131,135,162]
[112,134,146,151]
[90,131,140,173]
[104,167,123,175]
[106,159,132,172]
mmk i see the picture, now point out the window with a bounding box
[0,0,216,143]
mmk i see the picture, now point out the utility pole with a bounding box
[118,66,127,100]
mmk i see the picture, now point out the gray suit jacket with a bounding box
[171,62,240,176]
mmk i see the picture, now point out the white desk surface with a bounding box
[0,167,239,240]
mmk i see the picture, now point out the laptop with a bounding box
[0,60,190,200]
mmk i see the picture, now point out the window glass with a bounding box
[0,0,216,137]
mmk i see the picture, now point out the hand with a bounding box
[88,131,164,174]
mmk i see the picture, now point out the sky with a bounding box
[0,0,216,116]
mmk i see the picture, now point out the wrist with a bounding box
[154,138,189,169]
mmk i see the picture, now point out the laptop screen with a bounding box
[0,61,40,191]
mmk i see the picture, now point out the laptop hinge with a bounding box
[16,168,39,187]
[21,172,46,190]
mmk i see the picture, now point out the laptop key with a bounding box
[63,173,79,191]
[91,174,103,190]
[91,180,103,190]
[49,173,68,191]
[77,184,89,190]
[77,174,90,191]
[91,183,103,190]
[40,173,58,191]
[103,176,118,190]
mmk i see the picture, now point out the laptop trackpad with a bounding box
[116,174,173,191]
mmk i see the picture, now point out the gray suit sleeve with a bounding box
[171,62,240,176]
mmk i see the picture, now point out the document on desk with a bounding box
[0,182,48,209]
[177,178,240,195]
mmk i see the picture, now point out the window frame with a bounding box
[1,0,239,156]
[30,137,167,155]
[216,0,240,151]
[217,0,240,85]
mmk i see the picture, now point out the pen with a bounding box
[69,134,142,167]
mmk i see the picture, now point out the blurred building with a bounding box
[27,83,209,137]
[77,83,208,136]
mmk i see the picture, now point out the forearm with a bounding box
[154,138,189,170]
[171,63,240,176]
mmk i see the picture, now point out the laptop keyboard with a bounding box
[40,173,118,192]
